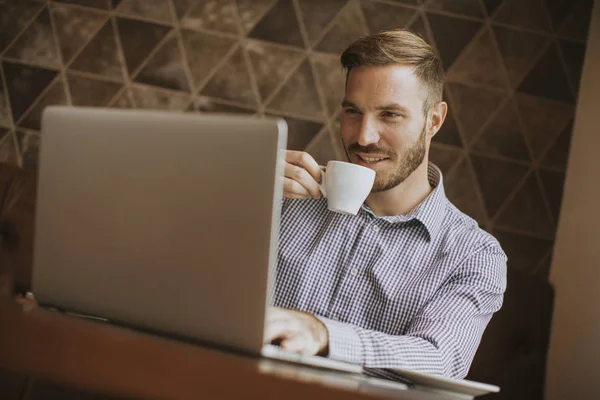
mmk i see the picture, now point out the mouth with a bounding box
[354,153,390,166]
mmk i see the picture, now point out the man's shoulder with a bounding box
[440,202,504,256]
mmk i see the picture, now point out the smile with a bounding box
[356,154,389,164]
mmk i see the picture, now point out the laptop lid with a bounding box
[32,106,287,355]
[391,367,500,397]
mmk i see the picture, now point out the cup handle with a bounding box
[319,167,327,198]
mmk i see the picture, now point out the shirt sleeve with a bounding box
[316,244,507,379]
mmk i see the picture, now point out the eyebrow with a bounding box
[376,103,410,113]
[341,100,410,114]
[341,100,359,109]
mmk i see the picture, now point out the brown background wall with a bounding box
[546,3,599,399]
[0,0,593,283]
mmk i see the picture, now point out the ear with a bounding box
[427,101,448,138]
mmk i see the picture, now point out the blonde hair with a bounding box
[340,29,444,114]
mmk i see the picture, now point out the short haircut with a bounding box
[340,29,444,114]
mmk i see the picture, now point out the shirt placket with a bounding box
[328,219,382,322]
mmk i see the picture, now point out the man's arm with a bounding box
[318,244,507,379]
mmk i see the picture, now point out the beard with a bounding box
[347,123,427,192]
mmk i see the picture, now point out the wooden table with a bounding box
[0,298,468,400]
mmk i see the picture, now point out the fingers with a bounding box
[264,308,323,355]
[283,151,322,200]
[265,322,314,355]
[284,163,321,199]
[265,308,300,346]
[280,337,314,355]
[264,318,289,344]
[283,177,311,199]
[286,151,322,181]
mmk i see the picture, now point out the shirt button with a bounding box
[350,267,358,276]
[372,225,380,232]
[332,315,340,321]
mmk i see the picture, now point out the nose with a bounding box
[357,115,380,146]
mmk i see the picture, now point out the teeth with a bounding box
[360,156,384,163]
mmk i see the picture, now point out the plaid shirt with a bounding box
[273,163,507,380]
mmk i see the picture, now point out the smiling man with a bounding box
[265,29,507,381]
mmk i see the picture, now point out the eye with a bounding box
[381,111,401,118]
[344,107,361,115]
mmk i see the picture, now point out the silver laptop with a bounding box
[32,106,360,374]
[32,106,499,397]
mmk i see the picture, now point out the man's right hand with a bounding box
[284,151,323,200]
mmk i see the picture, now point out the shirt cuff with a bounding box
[317,316,363,365]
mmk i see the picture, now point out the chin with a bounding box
[371,177,392,192]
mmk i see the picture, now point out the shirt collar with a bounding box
[361,162,448,242]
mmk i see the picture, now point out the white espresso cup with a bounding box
[319,161,376,215]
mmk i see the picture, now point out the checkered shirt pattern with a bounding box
[272,162,507,380]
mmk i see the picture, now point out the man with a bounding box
[264,29,507,381]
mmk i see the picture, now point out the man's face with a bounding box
[340,64,431,192]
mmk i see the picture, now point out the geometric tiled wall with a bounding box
[0,0,593,279]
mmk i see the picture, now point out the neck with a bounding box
[365,161,432,217]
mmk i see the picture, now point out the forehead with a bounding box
[345,64,425,106]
